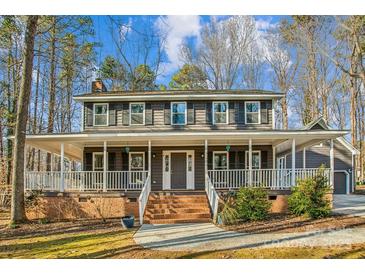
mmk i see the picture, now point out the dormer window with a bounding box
[213,102,228,124]
[93,103,109,126]
[171,102,186,125]
[130,103,145,125]
[245,101,260,124]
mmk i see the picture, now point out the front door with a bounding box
[162,150,194,190]
[171,153,187,189]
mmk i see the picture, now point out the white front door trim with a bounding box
[162,150,195,190]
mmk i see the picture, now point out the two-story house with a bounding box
[23,80,358,224]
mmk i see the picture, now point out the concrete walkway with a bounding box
[333,194,365,217]
[134,223,365,252]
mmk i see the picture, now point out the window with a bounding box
[245,101,260,124]
[129,152,145,171]
[278,157,285,169]
[171,102,186,125]
[213,152,228,170]
[93,152,105,171]
[93,103,108,126]
[213,102,228,124]
[245,151,261,169]
[130,103,145,125]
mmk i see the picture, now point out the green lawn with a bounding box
[0,215,364,258]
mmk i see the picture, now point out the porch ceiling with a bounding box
[24,129,348,160]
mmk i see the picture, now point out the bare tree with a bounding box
[10,15,38,224]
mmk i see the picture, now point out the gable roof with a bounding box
[73,89,284,102]
[303,116,359,155]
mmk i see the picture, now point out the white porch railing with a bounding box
[138,174,151,225]
[205,174,219,222]
[25,171,148,192]
[208,168,331,189]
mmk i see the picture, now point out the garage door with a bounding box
[334,172,347,194]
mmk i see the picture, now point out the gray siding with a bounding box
[83,145,273,191]
[83,100,273,131]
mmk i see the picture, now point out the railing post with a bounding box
[148,140,151,181]
[60,143,65,192]
[103,141,107,192]
[303,147,306,169]
[330,139,334,189]
[291,138,296,187]
[204,139,208,189]
[249,138,252,186]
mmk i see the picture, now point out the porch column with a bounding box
[272,146,276,169]
[60,143,65,192]
[103,141,107,192]
[303,147,306,169]
[50,153,53,172]
[204,139,208,187]
[330,139,334,188]
[291,139,296,186]
[249,138,252,186]
[148,140,151,179]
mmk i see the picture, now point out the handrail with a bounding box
[205,174,219,222]
[138,174,151,225]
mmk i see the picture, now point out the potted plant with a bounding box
[121,215,135,228]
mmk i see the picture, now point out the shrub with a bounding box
[235,187,271,221]
[217,191,239,225]
[288,172,331,219]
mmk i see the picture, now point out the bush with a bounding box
[288,172,331,219]
[235,187,271,221]
[217,191,239,225]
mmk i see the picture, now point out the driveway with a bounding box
[333,194,365,217]
[134,223,365,252]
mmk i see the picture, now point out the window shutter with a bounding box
[229,101,235,124]
[164,102,171,125]
[238,102,245,124]
[108,152,116,171]
[206,103,212,124]
[85,153,93,171]
[122,103,129,126]
[261,101,268,124]
[85,103,93,126]
[187,102,195,124]
[108,106,116,126]
[238,151,245,169]
[261,151,268,168]
[208,151,213,170]
[145,103,153,125]
[122,152,129,171]
[229,151,236,169]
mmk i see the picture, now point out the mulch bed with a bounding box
[221,213,365,234]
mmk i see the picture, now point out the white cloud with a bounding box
[255,17,277,31]
[155,16,202,75]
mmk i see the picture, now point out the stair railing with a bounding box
[138,174,151,225]
[205,174,219,222]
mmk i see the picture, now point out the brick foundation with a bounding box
[26,193,139,221]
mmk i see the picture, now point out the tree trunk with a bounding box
[46,17,57,171]
[10,15,38,224]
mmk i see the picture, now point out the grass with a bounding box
[0,211,364,258]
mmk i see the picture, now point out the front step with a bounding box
[143,191,212,224]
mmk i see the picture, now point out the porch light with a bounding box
[152,153,156,158]
[225,145,231,152]
[201,153,205,158]
[124,147,130,153]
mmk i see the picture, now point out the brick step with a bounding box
[144,212,211,220]
[144,217,212,224]
[150,191,206,196]
[145,207,211,214]
[148,197,208,203]
[146,202,209,209]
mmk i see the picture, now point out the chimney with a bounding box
[91,79,107,93]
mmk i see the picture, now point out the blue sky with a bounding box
[90,15,285,89]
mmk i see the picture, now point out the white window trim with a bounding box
[213,151,229,170]
[171,101,187,125]
[129,102,145,125]
[129,152,145,171]
[245,101,261,125]
[212,101,228,125]
[245,150,261,169]
[92,152,107,171]
[93,103,109,126]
